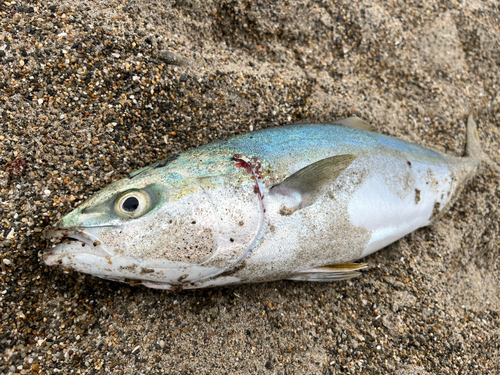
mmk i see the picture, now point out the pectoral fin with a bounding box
[286,263,368,282]
[270,154,357,213]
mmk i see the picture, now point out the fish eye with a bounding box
[115,190,151,219]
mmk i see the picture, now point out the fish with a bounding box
[44,115,483,290]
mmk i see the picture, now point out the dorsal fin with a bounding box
[270,154,357,213]
[329,117,376,132]
[290,117,376,132]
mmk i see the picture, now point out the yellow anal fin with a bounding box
[286,263,368,282]
[317,263,368,272]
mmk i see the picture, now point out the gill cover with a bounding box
[98,171,265,286]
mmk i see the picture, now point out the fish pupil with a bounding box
[123,196,140,212]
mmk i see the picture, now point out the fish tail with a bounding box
[467,114,500,175]
[464,114,484,161]
[430,115,484,224]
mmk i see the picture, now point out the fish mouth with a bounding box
[43,226,117,266]
[43,226,231,289]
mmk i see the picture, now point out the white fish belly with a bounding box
[349,159,454,257]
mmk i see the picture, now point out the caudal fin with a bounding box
[465,115,484,160]
[468,115,500,174]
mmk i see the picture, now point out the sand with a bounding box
[1,0,499,374]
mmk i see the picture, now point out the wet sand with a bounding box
[1,1,499,374]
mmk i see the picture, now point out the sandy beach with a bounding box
[1,0,499,374]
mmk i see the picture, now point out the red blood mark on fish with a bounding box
[232,154,253,174]
[232,154,263,178]
[250,157,263,179]
[232,154,264,201]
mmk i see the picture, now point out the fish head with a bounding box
[44,160,265,290]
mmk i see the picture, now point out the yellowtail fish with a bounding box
[44,115,483,290]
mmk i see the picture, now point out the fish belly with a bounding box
[348,157,454,257]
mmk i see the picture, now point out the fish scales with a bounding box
[44,116,482,289]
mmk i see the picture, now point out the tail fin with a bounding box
[464,115,484,160]
[468,115,500,175]
[430,115,484,224]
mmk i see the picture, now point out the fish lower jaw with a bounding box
[43,241,113,268]
[44,247,231,289]
[44,237,112,265]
